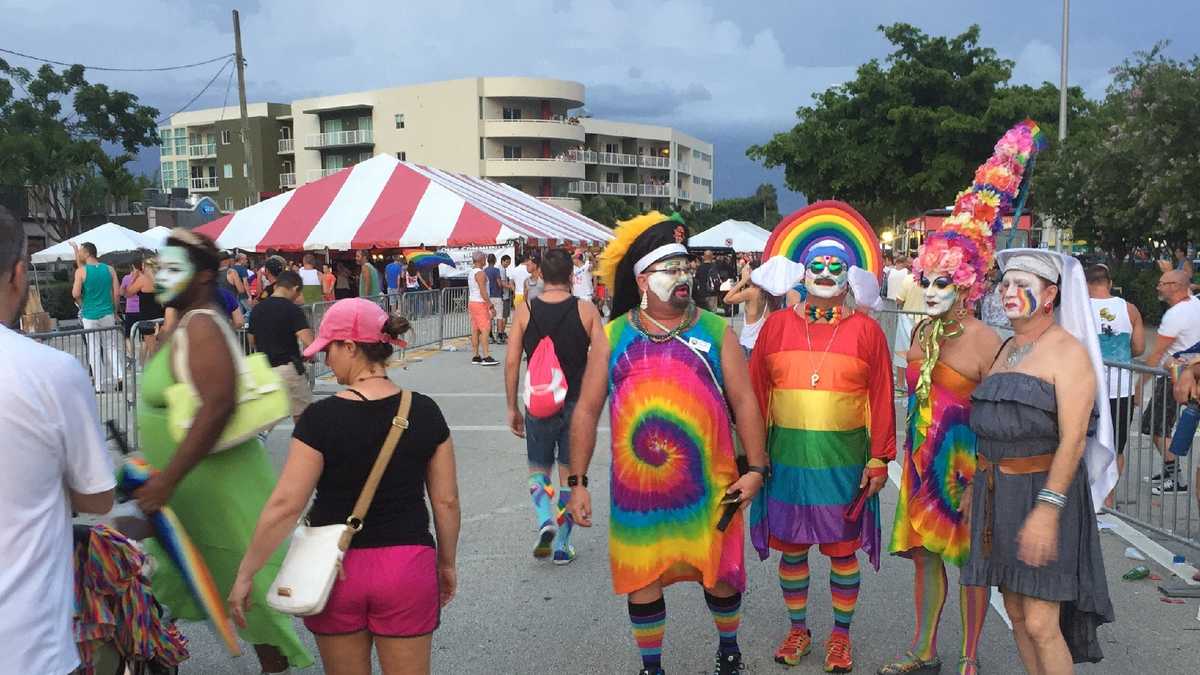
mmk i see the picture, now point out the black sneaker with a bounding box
[1149,463,1177,483]
[480,356,499,366]
[637,669,665,675]
[714,651,744,675]
[471,356,483,365]
[1152,478,1189,495]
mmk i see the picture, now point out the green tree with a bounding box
[687,183,781,234]
[0,61,158,239]
[580,195,639,228]
[748,23,1086,228]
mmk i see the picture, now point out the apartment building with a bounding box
[159,78,713,214]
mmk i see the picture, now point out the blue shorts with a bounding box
[525,400,577,468]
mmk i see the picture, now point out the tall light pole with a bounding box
[1058,0,1070,142]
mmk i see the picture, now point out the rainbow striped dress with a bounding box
[605,310,744,595]
[748,308,895,570]
[890,359,979,566]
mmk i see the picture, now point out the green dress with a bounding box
[138,344,314,668]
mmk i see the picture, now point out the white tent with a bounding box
[142,226,172,248]
[689,219,770,252]
[31,222,157,264]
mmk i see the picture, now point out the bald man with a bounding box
[1143,269,1200,493]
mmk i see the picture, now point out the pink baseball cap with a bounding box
[303,298,407,358]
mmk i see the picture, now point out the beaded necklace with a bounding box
[631,305,697,343]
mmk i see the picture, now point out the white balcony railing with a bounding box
[189,176,218,191]
[307,168,344,182]
[597,151,638,167]
[569,180,598,194]
[279,172,296,188]
[639,184,671,198]
[188,143,217,158]
[278,138,294,153]
[485,117,578,125]
[537,196,581,209]
[639,155,670,169]
[676,161,692,174]
[599,182,639,197]
[678,189,691,200]
[568,149,598,163]
[304,129,374,149]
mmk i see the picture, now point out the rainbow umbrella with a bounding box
[405,250,454,270]
[117,457,241,656]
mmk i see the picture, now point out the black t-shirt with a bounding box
[249,296,309,367]
[294,391,450,549]
[522,297,589,404]
[695,262,721,299]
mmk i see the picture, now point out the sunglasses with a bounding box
[808,260,845,275]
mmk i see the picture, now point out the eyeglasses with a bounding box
[808,260,845,275]
[1157,281,1180,287]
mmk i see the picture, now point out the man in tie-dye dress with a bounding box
[749,239,896,673]
[567,213,768,675]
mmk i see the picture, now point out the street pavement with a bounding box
[126,339,1199,674]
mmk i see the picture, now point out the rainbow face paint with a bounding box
[1000,270,1044,320]
[920,274,959,317]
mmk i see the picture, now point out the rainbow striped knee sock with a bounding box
[527,471,555,528]
[779,550,810,630]
[704,590,742,656]
[628,597,666,671]
[829,553,861,638]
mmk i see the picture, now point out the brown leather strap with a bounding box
[977,453,1054,475]
[338,390,412,550]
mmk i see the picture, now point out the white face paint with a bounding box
[920,274,959,317]
[643,258,692,307]
[804,256,848,299]
[999,269,1045,320]
[155,246,195,305]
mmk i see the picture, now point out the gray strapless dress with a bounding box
[962,372,1114,664]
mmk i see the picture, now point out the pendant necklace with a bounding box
[1005,322,1053,369]
[801,305,841,388]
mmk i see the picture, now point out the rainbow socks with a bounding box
[552,486,574,563]
[910,549,949,660]
[528,472,555,528]
[779,550,811,630]
[628,597,666,671]
[960,584,988,666]
[704,591,742,656]
[829,554,861,638]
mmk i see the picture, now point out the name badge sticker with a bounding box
[688,336,712,353]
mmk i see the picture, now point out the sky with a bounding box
[2,0,1198,214]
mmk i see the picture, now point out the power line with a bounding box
[156,58,235,126]
[0,47,235,73]
[216,58,236,123]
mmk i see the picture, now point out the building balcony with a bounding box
[639,184,672,198]
[304,129,374,150]
[570,181,639,197]
[537,196,582,211]
[306,168,344,182]
[639,155,670,169]
[481,157,584,180]
[568,149,598,163]
[279,173,296,189]
[482,118,585,143]
[597,151,638,167]
[188,143,217,159]
[676,161,692,174]
[190,177,218,192]
[677,188,691,200]
[278,138,294,154]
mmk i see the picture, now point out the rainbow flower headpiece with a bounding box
[913,119,1046,305]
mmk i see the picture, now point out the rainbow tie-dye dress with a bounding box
[748,308,895,570]
[605,310,744,595]
[889,359,979,566]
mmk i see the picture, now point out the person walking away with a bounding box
[1143,269,1200,494]
[385,253,404,296]
[249,271,315,424]
[72,241,124,390]
[121,260,142,344]
[499,254,515,341]
[127,258,165,363]
[230,299,460,675]
[321,262,336,301]
[510,253,532,308]
[357,250,382,298]
[484,253,505,343]
[298,254,324,305]
[567,213,769,675]
[504,249,599,564]
[1087,264,1145,506]
[694,250,721,311]
[723,261,769,359]
[523,253,545,303]
[572,249,594,304]
[467,251,498,365]
[0,206,116,675]
[135,229,313,672]
[892,261,926,394]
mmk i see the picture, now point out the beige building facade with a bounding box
[160,77,713,214]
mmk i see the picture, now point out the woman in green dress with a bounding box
[134,228,312,672]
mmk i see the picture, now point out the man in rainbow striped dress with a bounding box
[749,237,896,673]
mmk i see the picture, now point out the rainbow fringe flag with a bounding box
[404,250,454,270]
[118,457,241,656]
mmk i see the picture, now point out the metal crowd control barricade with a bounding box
[439,286,471,342]
[30,323,135,450]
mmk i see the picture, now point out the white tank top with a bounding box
[739,304,767,350]
[468,268,486,303]
[1091,296,1133,398]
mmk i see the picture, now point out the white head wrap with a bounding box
[997,249,1117,510]
[751,255,883,311]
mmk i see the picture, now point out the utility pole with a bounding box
[1056,0,1070,252]
[233,10,256,205]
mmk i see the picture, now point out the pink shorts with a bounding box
[303,545,440,637]
[468,301,491,331]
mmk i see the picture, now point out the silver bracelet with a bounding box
[1036,488,1067,509]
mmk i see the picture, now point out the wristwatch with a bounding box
[747,464,771,479]
[567,474,589,488]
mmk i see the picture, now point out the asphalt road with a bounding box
[112,340,1199,674]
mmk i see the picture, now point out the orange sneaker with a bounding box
[774,628,812,666]
[824,634,854,673]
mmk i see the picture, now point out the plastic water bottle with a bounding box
[1167,401,1200,458]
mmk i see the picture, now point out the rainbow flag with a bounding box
[404,250,454,270]
[118,457,241,656]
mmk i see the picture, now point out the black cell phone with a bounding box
[719,490,743,505]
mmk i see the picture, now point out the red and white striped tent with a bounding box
[196,154,612,251]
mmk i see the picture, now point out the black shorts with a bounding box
[1140,376,1179,438]
[122,313,139,337]
[1109,395,1134,455]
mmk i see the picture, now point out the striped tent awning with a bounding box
[196,154,612,251]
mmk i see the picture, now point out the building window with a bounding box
[223,164,233,179]
[243,163,249,178]
[220,129,232,145]
[693,149,701,160]
[606,172,620,183]
[223,197,234,212]
[605,143,619,154]
[279,126,291,140]
[397,151,407,161]
[394,113,405,129]
[502,107,522,120]
[281,160,292,173]
[503,145,523,159]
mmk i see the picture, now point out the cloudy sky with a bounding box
[3,0,1198,212]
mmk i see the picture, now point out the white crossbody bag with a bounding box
[267,390,413,616]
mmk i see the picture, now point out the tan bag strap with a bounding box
[338,389,412,550]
